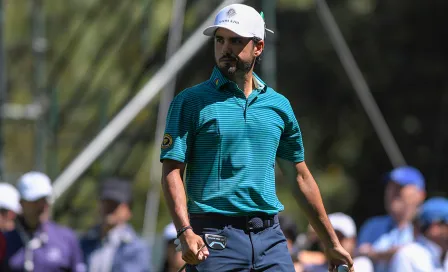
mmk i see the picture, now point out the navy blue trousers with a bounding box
[186,216,295,272]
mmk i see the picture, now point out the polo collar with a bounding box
[209,66,267,92]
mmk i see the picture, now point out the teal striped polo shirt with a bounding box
[160,66,304,215]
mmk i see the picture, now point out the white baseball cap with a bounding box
[328,213,356,239]
[203,4,273,40]
[0,183,22,213]
[163,222,177,241]
[16,171,53,202]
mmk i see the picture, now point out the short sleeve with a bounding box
[160,93,196,163]
[276,100,305,162]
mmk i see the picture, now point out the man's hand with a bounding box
[324,244,354,272]
[179,229,210,265]
[356,243,372,257]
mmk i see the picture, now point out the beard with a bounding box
[216,53,255,78]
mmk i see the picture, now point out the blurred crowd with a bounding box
[0,165,447,272]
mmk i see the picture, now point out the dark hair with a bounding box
[252,37,263,65]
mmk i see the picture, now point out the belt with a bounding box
[189,213,278,231]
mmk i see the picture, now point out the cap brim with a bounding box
[0,203,21,214]
[203,25,255,38]
[21,192,52,202]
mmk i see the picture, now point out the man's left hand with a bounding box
[324,244,354,272]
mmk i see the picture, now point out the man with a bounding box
[303,213,374,272]
[160,3,353,272]
[3,171,85,272]
[80,178,151,272]
[389,197,448,272]
[0,183,21,265]
[357,166,426,271]
[160,222,184,272]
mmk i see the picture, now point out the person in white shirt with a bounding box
[303,213,374,272]
[390,197,448,272]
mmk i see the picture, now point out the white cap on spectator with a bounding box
[0,183,22,213]
[163,222,177,241]
[17,171,53,202]
[328,212,356,238]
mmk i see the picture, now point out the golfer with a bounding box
[160,3,353,272]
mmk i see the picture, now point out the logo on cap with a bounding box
[161,134,173,149]
[227,8,236,17]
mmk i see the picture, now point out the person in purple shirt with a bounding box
[1,171,86,272]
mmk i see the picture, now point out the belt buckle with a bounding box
[246,216,255,231]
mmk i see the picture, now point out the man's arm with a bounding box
[161,159,209,264]
[277,159,338,248]
[161,159,189,230]
[277,159,354,271]
[368,248,399,262]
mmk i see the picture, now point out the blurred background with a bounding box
[1,0,447,269]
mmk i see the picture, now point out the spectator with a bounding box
[297,225,326,268]
[303,213,374,272]
[80,177,151,272]
[0,183,21,232]
[3,171,85,272]
[390,197,448,272]
[0,183,21,266]
[160,222,184,272]
[278,214,303,272]
[357,166,426,272]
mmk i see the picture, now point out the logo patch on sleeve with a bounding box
[161,134,173,149]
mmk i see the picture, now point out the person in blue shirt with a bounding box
[390,197,448,272]
[80,177,151,272]
[2,172,85,272]
[160,3,353,272]
[357,166,426,272]
[304,213,374,272]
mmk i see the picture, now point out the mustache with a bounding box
[220,54,238,61]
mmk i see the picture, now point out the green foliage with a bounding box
[4,0,448,237]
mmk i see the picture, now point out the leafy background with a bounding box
[3,0,448,240]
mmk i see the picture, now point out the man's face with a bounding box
[0,209,17,231]
[21,197,49,224]
[385,181,424,223]
[335,231,355,256]
[99,199,131,226]
[425,222,448,251]
[214,28,264,78]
